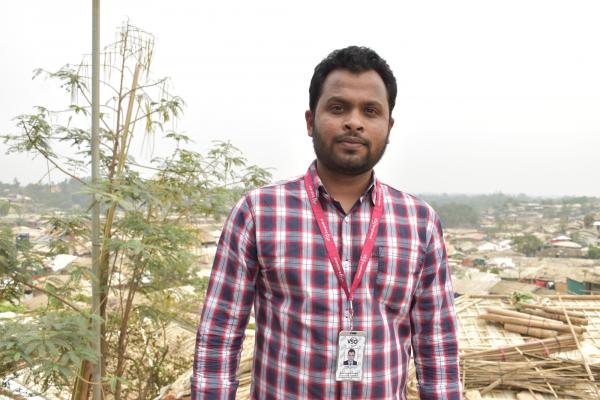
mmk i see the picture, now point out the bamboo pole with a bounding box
[479,313,585,334]
[464,294,600,300]
[557,294,600,399]
[516,392,544,400]
[521,308,588,326]
[485,307,557,324]
[520,303,587,319]
[461,335,577,361]
[503,323,558,338]
[460,358,600,398]
[90,1,102,399]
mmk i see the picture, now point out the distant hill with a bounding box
[0,178,88,211]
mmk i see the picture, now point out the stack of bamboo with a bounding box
[459,304,600,397]
[462,334,579,361]
[479,306,587,339]
[519,304,588,326]
[461,358,600,399]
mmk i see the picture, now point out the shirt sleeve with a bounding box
[410,211,461,400]
[192,195,259,400]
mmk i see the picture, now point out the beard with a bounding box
[311,126,389,176]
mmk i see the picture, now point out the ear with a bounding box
[305,110,314,137]
[386,117,394,143]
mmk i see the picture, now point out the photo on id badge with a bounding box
[336,331,366,381]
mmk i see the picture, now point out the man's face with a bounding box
[348,351,355,361]
[305,69,394,176]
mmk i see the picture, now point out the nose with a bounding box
[344,109,364,133]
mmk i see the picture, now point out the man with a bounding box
[193,46,460,399]
[343,349,358,366]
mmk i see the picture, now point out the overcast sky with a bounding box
[1,1,599,196]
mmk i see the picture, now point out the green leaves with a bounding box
[512,234,544,256]
[4,108,54,157]
[434,202,480,229]
[588,245,600,259]
[2,21,273,399]
[40,65,88,94]
[154,96,185,124]
[0,311,97,384]
[152,140,271,218]
[164,131,191,144]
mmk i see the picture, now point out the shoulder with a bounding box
[248,174,304,195]
[379,182,440,223]
[242,175,305,211]
[378,182,443,247]
[222,175,306,240]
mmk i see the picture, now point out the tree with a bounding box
[588,245,600,260]
[433,202,480,228]
[512,234,544,257]
[584,213,596,229]
[0,201,9,217]
[1,23,270,399]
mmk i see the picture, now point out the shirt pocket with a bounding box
[374,244,423,311]
[260,256,332,304]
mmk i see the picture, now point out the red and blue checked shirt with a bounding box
[192,162,460,399]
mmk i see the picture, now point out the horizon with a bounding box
[1,176,599,200]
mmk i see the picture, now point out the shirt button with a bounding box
[344,216,350,224]
[342,260,351,269]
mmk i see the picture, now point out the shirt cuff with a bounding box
[190,375,239,400]
[417,382,461,400]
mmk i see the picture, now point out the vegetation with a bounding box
[584,213,596,229]
[432,202,480,228]
[0,23,270,399]
[588,245,600,260]
[512,234,544,256]
[423,192,531,211]
[512,291,535,305]
[0,301,26,313]
[0,201,9,217]
[0,179,89,211]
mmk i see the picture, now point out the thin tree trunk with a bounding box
[72,60,142,399]
[70,360,93,400]
[113,271,140,399]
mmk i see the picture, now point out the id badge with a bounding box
[335,330,366,381]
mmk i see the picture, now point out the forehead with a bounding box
[319,69,388,106]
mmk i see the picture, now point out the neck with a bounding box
[316,161,373,213]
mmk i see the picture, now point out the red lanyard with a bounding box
[303,169,383,304]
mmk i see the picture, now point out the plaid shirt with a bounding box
[192,162,460,399]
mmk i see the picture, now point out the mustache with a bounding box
[335,133,368,145]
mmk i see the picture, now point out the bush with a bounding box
[512,234,544,256]
[588,245,600,259]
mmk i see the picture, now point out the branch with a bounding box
[14,277,85,315]
[22,125,86,185]
[35,165,58,185]
[81,89,115,134]
[120,77,168,99]
[126,107,170,128]
[128,161,162,172]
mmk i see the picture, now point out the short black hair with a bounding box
[309,46,397,116]
[347,349,356,355]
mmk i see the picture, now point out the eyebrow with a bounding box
[325,96,384,108]
[324,96,349,104]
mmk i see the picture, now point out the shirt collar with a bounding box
[308,160,379,206]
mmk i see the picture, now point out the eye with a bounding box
[365,106,378,116]
[329,104,345,113]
